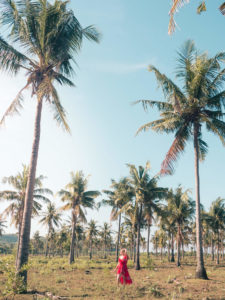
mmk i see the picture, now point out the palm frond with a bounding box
[160,124,191,175]
[134,99,173,112]
[49,83,71,133]
[197,1,206,14]
[168,0,190,35]
[148,65,186,104]
[82,25,101,43]
[0,83,30,126]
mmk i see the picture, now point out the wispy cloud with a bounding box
[88,60,156,74]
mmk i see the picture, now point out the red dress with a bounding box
[117,255,132,284]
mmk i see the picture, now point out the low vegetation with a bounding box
[0,254,224,299]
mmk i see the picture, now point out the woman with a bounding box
[114,248,132,286]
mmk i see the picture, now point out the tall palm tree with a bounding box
[126,162,167,270]
[86,220,98,259]
[158,209,176,262]
[101,177,133,262]
[207,197,225,264]
[58,171,100,264]
[122,207,137,261]
[136,40,225,279]
[143,184,166,259]
[126,163,149,270]
[0,0,100,286]
[40,202,61,257]
[0,165,52,260]
[99,222,112,259]
[167,186,195,266]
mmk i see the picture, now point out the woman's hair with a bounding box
[120,248,127,255]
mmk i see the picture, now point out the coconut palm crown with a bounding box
[136,41,225,176]
[0,0,100,128]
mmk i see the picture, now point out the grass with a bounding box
[0,254,225,299]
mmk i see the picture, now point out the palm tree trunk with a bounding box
[177,227,181,267]
[133,233,136,263]
[182,240,184,260]
[116,213,121,262]
[147,223,151,258]
[76,240,79,258]
[171,233,175,262]
[217,231,220,265]
[69,215,76,264]
[45,228,50,257]
[168,234,171,262]
[135,204,142,270]
[16,98,43,290]
[16,223,22,264]
[16,207,24,263]
[90,239,92,260]
[222,233,224,261]
[104,239,107,259]
[194,123,208,279]
[211,238,214,261]
[135,220,141,270]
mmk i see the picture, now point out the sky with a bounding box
[0,0,225,237]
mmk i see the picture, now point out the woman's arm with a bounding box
[113,263,119,272]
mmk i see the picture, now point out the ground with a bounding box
[0,254,225,299]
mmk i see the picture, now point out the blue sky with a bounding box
[0,0,225,236]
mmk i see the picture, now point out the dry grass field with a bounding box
[0,255,225,300]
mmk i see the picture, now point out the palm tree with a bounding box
[158,230,167,260]
[143,184,166,259]
[207,198,225,264]
[99,222,112,259]
[122,208,136,261]
[167,186,195,266]
[126,163,149,270]
[74,223,85,258]
[151,232,160,256]
[40,202,61,257]
[136,40,225,279]
[127,162,167,270]
[101,177,133,262]
[31,231,44,255]
[58,171,100,264]
[0,165,52,260]
[56,225,69,257]
[86,220,98,259]
[158,209,176,262]
[0,0,100,286]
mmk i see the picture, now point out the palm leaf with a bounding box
[149,65,186,104]
[49,83,71,133]
[0,82,30,126]
[134,99,173,112]
[160,124,191,175]
[168,0,190,35]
